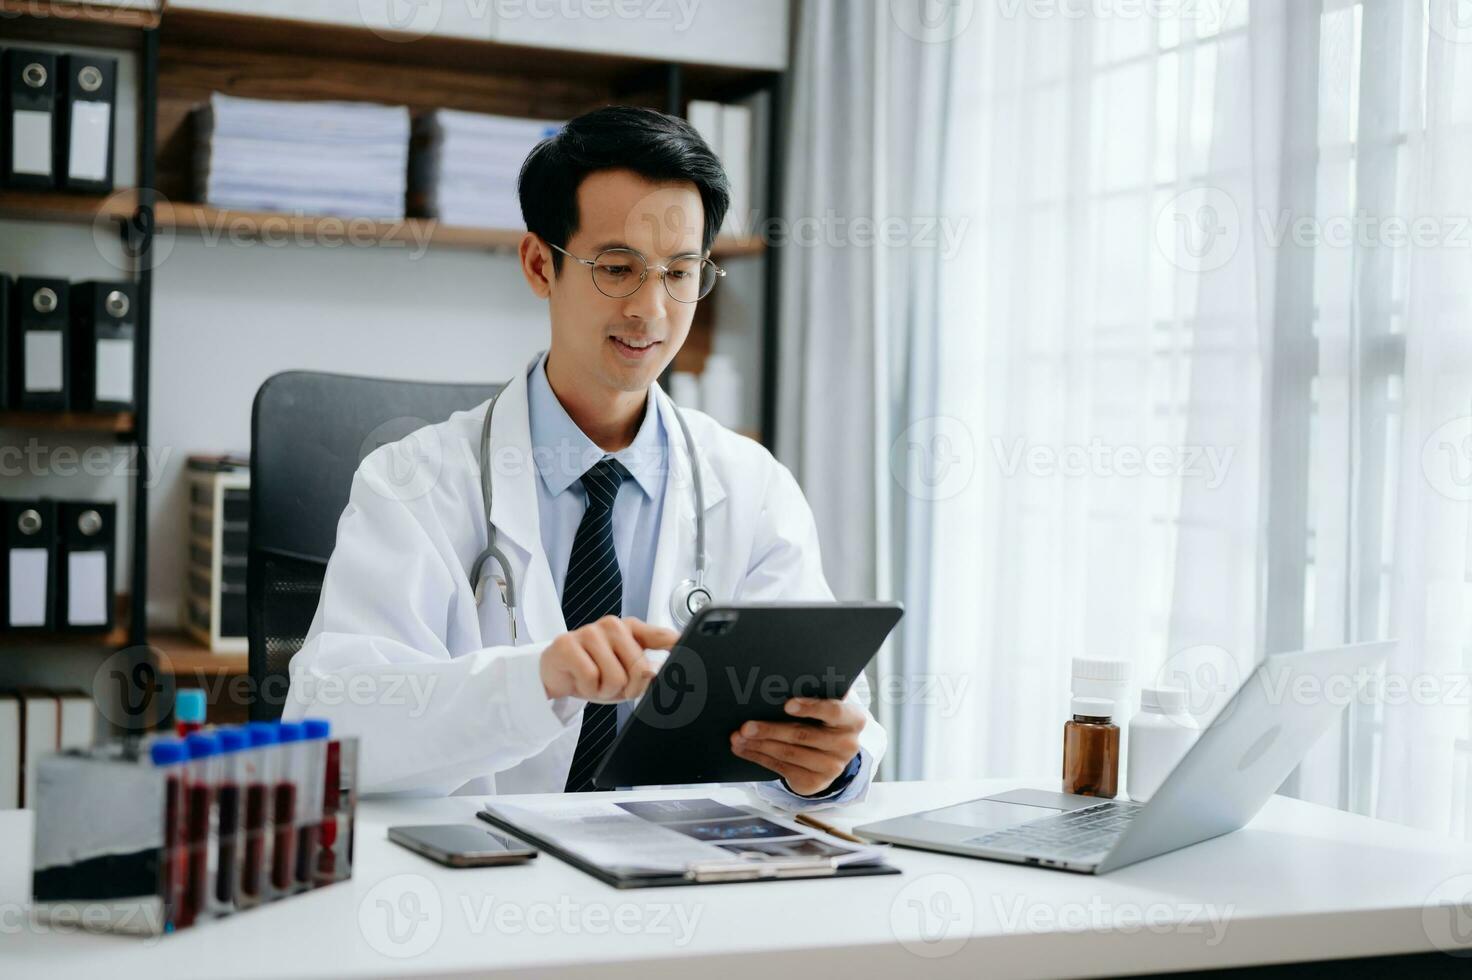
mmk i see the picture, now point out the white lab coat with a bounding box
[283,359,886,808]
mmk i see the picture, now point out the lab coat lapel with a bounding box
[645,384,726,628]
[487,366,566,640]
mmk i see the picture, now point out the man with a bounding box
[284,106,885,808]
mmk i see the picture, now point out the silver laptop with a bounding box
[856,641,1394,874]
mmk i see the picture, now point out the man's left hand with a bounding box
[730,697,864,796]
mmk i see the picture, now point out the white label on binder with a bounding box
[12,110,53,176]
[68,100,112,181]
[24,332,64,393]
[67,552,108,626]
[8,549,49,627]
[95,337,134,403]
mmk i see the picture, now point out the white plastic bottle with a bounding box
[1071,657,1132,719]
[700,354,743,430]
[1126,686,1200,803]
[669,371,702,411]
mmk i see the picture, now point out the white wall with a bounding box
[167,0,791,70]
[145,239,552,627]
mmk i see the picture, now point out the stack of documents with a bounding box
[1,690,96,808]
[412,109,563,228]
[480,795,894,885]
[195,94,411,219]
[687,100,753,237]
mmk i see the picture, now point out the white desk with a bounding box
[3,779,1471,979]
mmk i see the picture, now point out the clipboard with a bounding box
[476,807,901,889]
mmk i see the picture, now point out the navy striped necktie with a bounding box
[563,457,628,792]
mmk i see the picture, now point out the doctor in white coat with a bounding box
[283,107,885,808]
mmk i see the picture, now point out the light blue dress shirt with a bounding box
[525,354,862,804]
[528,353,667,624]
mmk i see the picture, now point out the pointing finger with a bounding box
[625,617,682,650]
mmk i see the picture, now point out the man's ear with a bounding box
[519,233,554,299]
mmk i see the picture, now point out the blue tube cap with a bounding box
[149,739,187,766]
[276,722,304,744]
[175,689,207,724]
[216,728,249,753]
[185,733,220,759]
[245,722,279,747]
[302,719,331,740]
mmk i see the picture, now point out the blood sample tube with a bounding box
[149,738,188,929]
[212,728,248,913]
[174,689,206,737]
[238,722,278,907]
[179,732,220,928]
[315,737,342,887]
[271,722,304,896]
[295,719,330,886]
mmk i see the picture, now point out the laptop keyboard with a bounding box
[965,801,1140,861]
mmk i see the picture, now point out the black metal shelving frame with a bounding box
[0,9,157,669]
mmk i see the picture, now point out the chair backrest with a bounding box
[248,371,502,721]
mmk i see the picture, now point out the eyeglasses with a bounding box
[547,242,726,303]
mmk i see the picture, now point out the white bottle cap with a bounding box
[1072,657,1131,682]
[1141,686,1188,713]
[1071,696,1115,719]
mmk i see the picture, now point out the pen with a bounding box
[794,812,867,844]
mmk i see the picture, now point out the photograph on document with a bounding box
[652,816,799,842]
[718,838,854,860]
[615,799,752,822]
[483,796,891,874]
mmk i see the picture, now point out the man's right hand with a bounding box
[540,616,681,702]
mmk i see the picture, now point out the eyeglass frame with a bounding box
[545,241,726,303]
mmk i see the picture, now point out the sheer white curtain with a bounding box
[1377,2,1472,836]
[1289,0,1472,838]
[776,0,951,658]
[781,1,1472,834]
[895,0,1274,778]
[878,0,1472,835]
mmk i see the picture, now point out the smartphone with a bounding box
[388,824,538,868]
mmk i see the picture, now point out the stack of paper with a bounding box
[413,110,563,228]
[481,795,892,879]
[195,93,411,219]
[5,691,96,809]
[688,100,753,237]
[0,694,17,809]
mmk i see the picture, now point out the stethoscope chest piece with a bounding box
[669,577,713,629]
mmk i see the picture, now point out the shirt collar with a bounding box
[527,352,666,500]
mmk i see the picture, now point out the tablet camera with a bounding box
[698,612,738,637]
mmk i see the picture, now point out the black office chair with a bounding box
[247,371,502,721]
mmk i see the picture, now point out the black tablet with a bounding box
[592,602,903,789]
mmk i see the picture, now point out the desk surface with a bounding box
[3,779,1471,980]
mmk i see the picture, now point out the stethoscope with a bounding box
[468,387,713,643]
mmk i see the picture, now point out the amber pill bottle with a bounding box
[1062,696,1120,798]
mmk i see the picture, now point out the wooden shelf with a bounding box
[149,631,248,677]
[0,594,130,649]
[0,189,138,225]
[0,410,135,435]
[151,201,765,259]
[151,201,514,252]
[712,235,767,260]
[160,8,776,98]
[0,0,159,48]
[0,192,765,259]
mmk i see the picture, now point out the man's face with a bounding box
[545,169,704,394]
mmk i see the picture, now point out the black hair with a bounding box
[518,105,731,272]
